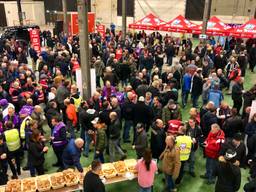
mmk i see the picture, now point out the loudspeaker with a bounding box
[55,20,63,36]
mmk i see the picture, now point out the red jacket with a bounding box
[167,120,182,135]
[66,104,78,126]
[205,130,225,159]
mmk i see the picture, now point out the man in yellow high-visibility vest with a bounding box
[175,125,193,184]
[4,121,21,179]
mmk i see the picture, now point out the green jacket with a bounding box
[96,126,106,152]
[162,105,182,124]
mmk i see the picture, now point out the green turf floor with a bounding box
[25,69,255,192]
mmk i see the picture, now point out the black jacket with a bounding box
[28,140,45,167]
[232,83,243,101]
[133,102,153,125]
[83,171,105,192]
[244,178,256,192]
[222,115,244,138]
[191,75,203,97]
[214,161,241,192]
[150,124,166,159]
[109,119,121,140]
[135,130,148,158]
[79,108,98,131]
[219,139,246,167]
[201,111,218,137]
[121,99,135,121]
[147,86,160,98]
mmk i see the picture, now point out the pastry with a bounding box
[113,161,127,175]
[22,178,37,192]
[124,159,138,173]
[36,175,51,192]
[5,179,22,192]
[63,169,79,186]
[50,172,65,189]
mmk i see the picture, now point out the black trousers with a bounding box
[175,161,186,184]
[7,148,21,176]
[233,98,243,114]
[53,145,65,167]
[34,164,44,176]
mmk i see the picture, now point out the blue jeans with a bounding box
[84,132,92,156]
[139,186,152,192]
[192,95,200,108]
[206,157,216,182]
[188,151,196,173]
[94,148,104,163]
[80,128,85,147]
[165,174,175,191]
[182,90,190,107]
[123,120,133,141]
[109,138,125,162]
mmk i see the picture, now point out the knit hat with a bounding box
[0,99,8,107]
[225,149,237,161]
[19,108,30,116]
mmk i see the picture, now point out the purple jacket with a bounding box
[19,105,34,116]
[102,86,116,100]
[52,122,68,147]
[115,92,125,105]
[3,114,20,128]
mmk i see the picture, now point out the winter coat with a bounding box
[150,125,166,159]
[135,130,148,158]
[95,125,106,152]
[191,75,203,97]
[245,121,256,138]
[232,83,243,101]
[205,130,225,159]
[214,157,241,192]
[121,99,135,121]
[94,60,105,77]
[62,139,83,172]
[222,115,243,138]
[159,146,181,179]
[28,139,45,167]
[66,104,78,126]
[161,105,182,124]
[201,111,218,137]
[133,102,153,125]
[109,119,121,140]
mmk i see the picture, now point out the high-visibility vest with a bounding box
[176,135,192,161]
[20,116,32,139]
[5,129,21,152]
[72,96,82,112]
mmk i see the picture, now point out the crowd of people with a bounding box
[0,26,255,192]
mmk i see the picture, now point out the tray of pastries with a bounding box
[50,172,65,189]
[113,161,128,175]
[36,175,51,192]
[101,163,118,179]
[5,179,22,192]
[77,167,90,183]
[22,177,37,192]
[63,169,79,187]
[124,159,138,173]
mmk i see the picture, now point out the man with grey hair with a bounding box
[108,112,126,162]
[62,138,84,172]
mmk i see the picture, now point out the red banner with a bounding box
[96,24,106,38]
[29,29,41,53]
[71,12,95,35]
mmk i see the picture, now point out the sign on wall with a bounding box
[71,12,95,35]
[29,29,41,53]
